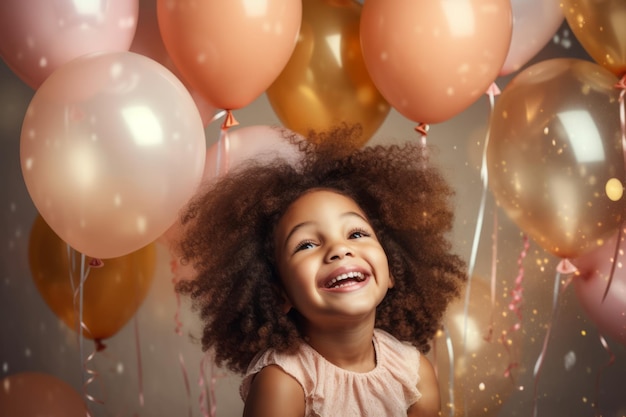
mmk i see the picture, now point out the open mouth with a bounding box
[324,271,366,289]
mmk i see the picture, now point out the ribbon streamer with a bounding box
[67,247,103,415]
[198,353,226,417]
[531,262,574,417]
[593,333,616,415]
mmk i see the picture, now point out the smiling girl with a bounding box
[176,126,467,416]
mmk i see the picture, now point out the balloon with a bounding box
[29,215,156,344]
[20,51,206,259]
[562,0,626,77]
[572,229,626,346]
[360,0,512,125]
[500,0,563,75]
[487,58,624,259]
[266,0,390,148]
[130,0,215,127]
[161,125,301,279]
[0,0,138,89]
[0,372,87,417]
[157,0,302,110]
[203,125,302,180]
[434,278,517,416]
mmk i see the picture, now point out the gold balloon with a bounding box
[266,0,390,148]
[435,278,518,416]
[487,58,624,259]
[28,215,157,346]
[562,0,626,77]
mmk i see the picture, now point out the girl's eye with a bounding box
[294,240,316,253]
[349,228,370,239]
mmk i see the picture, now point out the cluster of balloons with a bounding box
[486,0,626,348]
[0,0,305,261]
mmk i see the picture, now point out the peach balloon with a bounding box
[0,0,138,89]
[360,0,512,125]
[0,372,87,417]
[157,0,302,110]
[20,51,206,259]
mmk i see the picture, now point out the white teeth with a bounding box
[326,271,365,288]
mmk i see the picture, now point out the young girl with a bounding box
[176,126,467,416]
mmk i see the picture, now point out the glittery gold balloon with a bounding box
[266,0,390,148]
[561,0,626,77]
[487,58,624,259]
[28,215,156,345]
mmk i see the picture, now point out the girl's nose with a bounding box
[326,242,353,262]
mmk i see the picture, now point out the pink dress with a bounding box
[240,329,422,417]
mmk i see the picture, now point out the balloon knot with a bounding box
[415,123,429,136]
[221,110,239,129]
[88,258,104,268]
[486,82,501,97]
[94,339,107,352]
[615,74,626,90]
[556,258,577,274]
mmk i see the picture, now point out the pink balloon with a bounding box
[0,0,138,89]
[204,125,301,180]
[0,372,87,417]
[499,0,564,75]
[20,51,206,259]
[161,125,301,280]
[130,0,216,127]
[572,230,626,347]
[157,0,302,110]
[360,0,512,125]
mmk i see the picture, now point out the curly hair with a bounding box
[176,125,467,375]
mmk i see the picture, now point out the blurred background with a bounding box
[1,1,625,416]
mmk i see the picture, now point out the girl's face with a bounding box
[274,189,393,329]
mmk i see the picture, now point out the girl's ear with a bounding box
[281,290,293,314]
[273,283,293,314]
[388,273,395,289]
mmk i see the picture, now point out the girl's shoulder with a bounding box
[242,364,305,417]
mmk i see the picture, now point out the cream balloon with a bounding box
[20,51,206,259]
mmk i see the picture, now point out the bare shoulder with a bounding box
[407,354,441,417]
[243,365,306,417]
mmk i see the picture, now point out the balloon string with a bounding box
[72,250,104,412]
[499,232,528,381]
[531,262,574,417]
[198,353,226,417]
[178,353,193,417]
[442,325,455,417]
[593,333,616,416]
[133,316,144,408]
[460,81,500,417]
[216,124,231,177]
[484,211,499,343]
[168,266,194,417]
